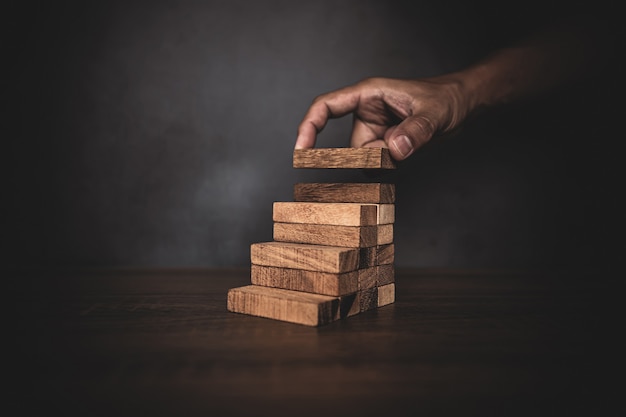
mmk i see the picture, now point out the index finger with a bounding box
[295,85,362,149]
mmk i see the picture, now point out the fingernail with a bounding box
[392,135,413,158]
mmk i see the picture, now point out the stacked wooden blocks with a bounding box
[227,148,396,326]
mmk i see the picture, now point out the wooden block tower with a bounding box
[227,148,396,326]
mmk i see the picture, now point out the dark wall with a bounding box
[4,0,623,269]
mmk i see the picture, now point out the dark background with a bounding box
[4,0,623,270]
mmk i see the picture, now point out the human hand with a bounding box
[295,76,473,161]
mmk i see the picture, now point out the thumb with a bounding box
[386,115,436,161]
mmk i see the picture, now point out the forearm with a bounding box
[452,14,606,112]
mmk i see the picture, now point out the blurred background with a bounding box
[4,0,622,270]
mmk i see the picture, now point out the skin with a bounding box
[295,13,610,161]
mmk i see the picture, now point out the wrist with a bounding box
[426,72,479,132]
[452,64,495,112]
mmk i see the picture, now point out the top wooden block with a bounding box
[293,148,396,169]
[294,183,395,204]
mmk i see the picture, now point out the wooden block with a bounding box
[273,202,393,226]
[250,263,382,295]
[293,148,396,169]
[227,285,339,326]
[250,241,359,273]
[376,204,395,224]
[358,266,377,290]
[359,287,378,312]
[376,243,395,265]
[359,246,377,269]
[251,265,358,296]
[359,244,395,268]
[294,183,395,204]
[273,202,377,226]
[377,264,395,286]
[377,224,393,245]
[227,285,378,326]
[377,283,395,307]
[336,292,360,319]
[274,223,381,248]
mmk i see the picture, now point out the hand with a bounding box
[294,11,612,163]
[295,76,473,161]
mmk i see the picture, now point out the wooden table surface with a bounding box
[7,268,622,417]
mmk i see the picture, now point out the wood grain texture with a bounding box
[377,264,395,286]
[337,292,360,318]
[359,287,378,312]
[359,244,395,268]
[376,243,395,265]
[273,202,378,226]
[227,285,338,326]
[377,283,395,307]
[15,268,619,416]
[273,202,393,226]
[250,264,381,295]
[274,223,387,248]
[358,266,378,290]
[377,224,393,245]
[227,285,380,326]
[293,148,396,169]
[250,241,359,273]
[250,264,358,296]
[294,183,395,203]
[376,204,395,224]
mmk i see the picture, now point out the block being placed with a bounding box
[293,148,396,169]
[294,183,395,204]
[273,223,393,248]
[250,241,359,273]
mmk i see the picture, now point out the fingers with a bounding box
[350,116,386,148]
[295,120,319,149]
[295,78,442,161]
[385,115,436,161]
[295,86,361,149]
[361,139,387,149]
